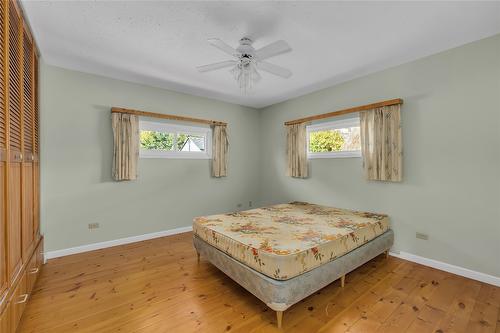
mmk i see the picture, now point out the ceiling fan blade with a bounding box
[197,60,237,72]
[254,69,262,82]
[207,38,239,57]
[255,40,291,60]
[257,61,292,78]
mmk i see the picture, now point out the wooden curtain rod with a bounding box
[111,107,227,126]
[284,98,403,126]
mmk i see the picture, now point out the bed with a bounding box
[192,202,394,328]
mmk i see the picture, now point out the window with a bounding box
[307,117,361,158]
[139,120,211,159]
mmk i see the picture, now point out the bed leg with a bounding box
[276,310,283,329]
[197,251,200,264]
[384,250,389,259]
[340,274,345,288]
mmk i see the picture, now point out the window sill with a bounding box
[140,151,211,159]
[308,151,361,159]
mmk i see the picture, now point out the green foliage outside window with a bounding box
[140,131,174,150]
[176,134,188,150]
[309,130,345,152]
[140,131,191,151]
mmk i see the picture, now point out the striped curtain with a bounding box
[286,123,308,178]
[212,125,229,177]
[360,104,402,182]
[111,113,139,181]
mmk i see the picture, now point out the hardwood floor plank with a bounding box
[495,307,500,333]
[465,284,500,333]
[432,279,482,333]
[17,232,500,333]
[405,274,466,332]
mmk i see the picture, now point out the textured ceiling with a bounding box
[22,1,500,108]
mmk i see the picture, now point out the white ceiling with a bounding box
[22,1,500,109]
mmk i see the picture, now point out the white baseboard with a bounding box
[44,226,193,260]
[389,251,500,287]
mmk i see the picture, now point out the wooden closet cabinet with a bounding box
[0,1,44,332]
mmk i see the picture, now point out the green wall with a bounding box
[40,65,261,251]
[258,34,500,277]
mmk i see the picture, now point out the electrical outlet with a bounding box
[416,232,428,240]
[249,201,253,207]
[88,223,100,230]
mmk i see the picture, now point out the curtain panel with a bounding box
[286,123,308,178]
[111,113,139,181]
[212,125,229,177]
[360,104,402,182]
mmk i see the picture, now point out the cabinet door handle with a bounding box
[16,294,28,304]
[30,267,39,274]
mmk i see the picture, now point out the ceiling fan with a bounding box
[197,37,292,93]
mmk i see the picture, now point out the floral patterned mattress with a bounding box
[193,202,389,280]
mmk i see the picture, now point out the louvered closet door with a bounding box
[7,0,23,283]
[0,0,8,299]
[21,27,34,259]
[33,53,39,240]
[0,164,5,301]
[22,162,33,258]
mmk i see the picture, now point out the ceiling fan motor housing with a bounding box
[237,37,255,58]
[239,37,253,45]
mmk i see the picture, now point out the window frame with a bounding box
[306,116,362,159]
[139,120,212,159]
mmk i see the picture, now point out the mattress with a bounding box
[193,202,389,280]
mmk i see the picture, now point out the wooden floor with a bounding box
[18,232,499,333]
